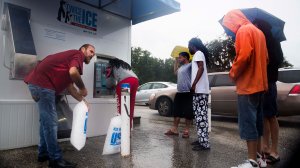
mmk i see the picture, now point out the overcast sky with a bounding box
[132,0,300,68]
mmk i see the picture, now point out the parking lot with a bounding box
[135,105,300,166]
[0,105,299,168]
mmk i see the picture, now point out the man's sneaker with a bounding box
[49,159,77,168]
[37,155,49,162]
[231,159,259,168]
[257,152,267,168]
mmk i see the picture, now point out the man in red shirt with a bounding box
[24,44,95,168]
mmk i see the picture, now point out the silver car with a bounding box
[135,82,177,105]
[211,69,300,116]
[149,68,300,116]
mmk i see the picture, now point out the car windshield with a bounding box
[167,82,177,87]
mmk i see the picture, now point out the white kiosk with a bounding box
[0,0,180,150]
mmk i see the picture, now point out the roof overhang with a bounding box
[80,0,180,25]
[131,0,180,25]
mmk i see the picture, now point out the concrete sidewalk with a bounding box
[1,107,299,168]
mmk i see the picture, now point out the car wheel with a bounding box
[157,97,172,116]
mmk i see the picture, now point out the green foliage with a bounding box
[206,34,293,72]
[206,35,235,72]
[131,47,176,85]
[132,34,293,84]
[281,58,293,68]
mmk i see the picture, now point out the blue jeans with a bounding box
[238,92,264,140]
[28,84,62,160]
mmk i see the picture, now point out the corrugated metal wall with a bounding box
[0,100,117,150]
[0,101,39,150]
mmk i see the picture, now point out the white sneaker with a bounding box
[231,159,259,168]
[257,152,267,168]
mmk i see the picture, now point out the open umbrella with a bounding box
[241,7,286,42]
[170,45,192,60]
[220,8,286,42]
[220,8,285,68]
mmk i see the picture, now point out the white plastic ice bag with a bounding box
[102,115,121,155]
[70,101,88,150]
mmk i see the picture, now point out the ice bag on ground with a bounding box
[102,115,121,155]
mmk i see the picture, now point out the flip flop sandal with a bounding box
[266,155,280,164]
[164,130,179,136]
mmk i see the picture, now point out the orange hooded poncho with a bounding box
[221,9,268,95]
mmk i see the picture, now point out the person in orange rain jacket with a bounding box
[221,9,268,168]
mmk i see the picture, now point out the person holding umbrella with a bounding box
[253,19,283,164]
[220,9,268,168]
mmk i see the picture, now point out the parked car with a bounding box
[135,82,177,105]
[149,68,300,116]
[148,87,177,116]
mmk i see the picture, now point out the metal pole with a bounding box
[121,83,130,156]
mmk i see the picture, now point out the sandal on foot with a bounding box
[164,130,179,136]
[182,131,189,138]
[192,144,210,151]
[266,155,280,164]
[191,140,200,146]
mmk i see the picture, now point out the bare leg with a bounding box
[262,118,271,154]
[171,117,180,133]
[247,140,258,161]
[184,119,192,132]
[257,137,262,154]
[269,116,279,157]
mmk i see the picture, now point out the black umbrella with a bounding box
[240,7,286,42]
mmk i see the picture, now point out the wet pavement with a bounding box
[0,106,300,168]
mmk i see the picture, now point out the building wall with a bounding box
[0,0,131,150]
[0,101,39,150]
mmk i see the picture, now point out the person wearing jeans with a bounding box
[28,84,62,160]
[24,44,95,168]
[220,9,268,168]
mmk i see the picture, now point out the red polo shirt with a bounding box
[24,50,84,94]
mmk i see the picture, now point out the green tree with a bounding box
[131,47,176,85]
[206,35,235,72]
[206,34,293,71]
[163,58,177,83]
[132,35,293,84]
[281,58,293,68]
